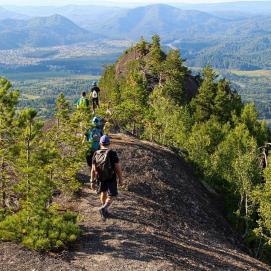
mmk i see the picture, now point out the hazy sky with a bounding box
[0,0,270,6]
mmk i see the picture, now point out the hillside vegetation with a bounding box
[100,36,271,263]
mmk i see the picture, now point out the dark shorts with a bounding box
[97,180,118,197]
[92,98,99,108]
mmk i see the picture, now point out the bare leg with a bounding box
[102,195,113,211]
[100,192,107,205]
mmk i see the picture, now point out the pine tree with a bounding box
[147,35,166,77]
[0,105,81,251]
[214,79,242,123]
[191,66,217,122]
[55,93,70,129]
[161,49,188,105]
[114,62,148,135]
[0,78,19,217]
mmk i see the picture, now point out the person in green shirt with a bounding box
[76,92,90,109]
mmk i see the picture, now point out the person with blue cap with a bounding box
[91,135,123,221]
[85,116,103,174]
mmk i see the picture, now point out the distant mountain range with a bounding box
[174,1,271,16]
[90,4,230,41]
[0,7,28,20]
[0,14,99,49]
[1,3,271,69]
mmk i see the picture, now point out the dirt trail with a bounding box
[1,134,270,271]
[66,134,270,271]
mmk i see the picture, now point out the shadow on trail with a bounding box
[68,136,269,270]
[76,172,90,184]
[69,203,267,271]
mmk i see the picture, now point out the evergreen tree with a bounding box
[0,97,81,251]
[161,49,188,105]
[191,66,217,122]
[0,78,19,217]
[214,79,242,123]
[147,35,165,77]
[99,64,120,106]
[114,61,148,135]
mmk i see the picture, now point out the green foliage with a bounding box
[0,206,80,251]
[251,158,271,261]
[161,49,188,105]
[101,37,271,263]
[0,77,20,215]
[0,85,83,251]
[191,66,243,123]
[144,87,192,147]
[100,35,190,135]
[185,118,230,176]
[99,64,120,106]
[147,35,166,76]
[234,103,269,146]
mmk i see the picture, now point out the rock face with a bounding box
[115,47,200,100]
[1,134,270,270]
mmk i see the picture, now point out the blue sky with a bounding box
[0,0,270,6]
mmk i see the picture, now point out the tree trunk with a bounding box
[256,234,263,259]
[242,193,249,239]
[1,157,6,211]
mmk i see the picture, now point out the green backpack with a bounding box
[77,97,89,109]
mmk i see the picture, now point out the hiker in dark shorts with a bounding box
[90,82,100,113]
[91,135,123,221]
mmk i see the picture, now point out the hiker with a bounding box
[76,91,90,109]
[85,116,103,174]
[91,135,123,221]
[90,82,100,113]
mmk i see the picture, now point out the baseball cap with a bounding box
[100,135,110,145]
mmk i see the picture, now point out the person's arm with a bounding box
[83,130,89,143]
[114,163,123,186]
[91,164,97,190]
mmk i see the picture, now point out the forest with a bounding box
[99,36,271,263]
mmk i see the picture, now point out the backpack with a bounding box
[92,90,98,98]
[77,97,89,108]
[94,149,114,181]
[88,127,103,151]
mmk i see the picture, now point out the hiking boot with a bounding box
[99,207,107,221]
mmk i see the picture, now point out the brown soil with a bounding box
[1,134,270,271]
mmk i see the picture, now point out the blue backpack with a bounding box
[87,127,103,151]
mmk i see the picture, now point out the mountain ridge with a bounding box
[0,14,100,49]
[91,4,229,40]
